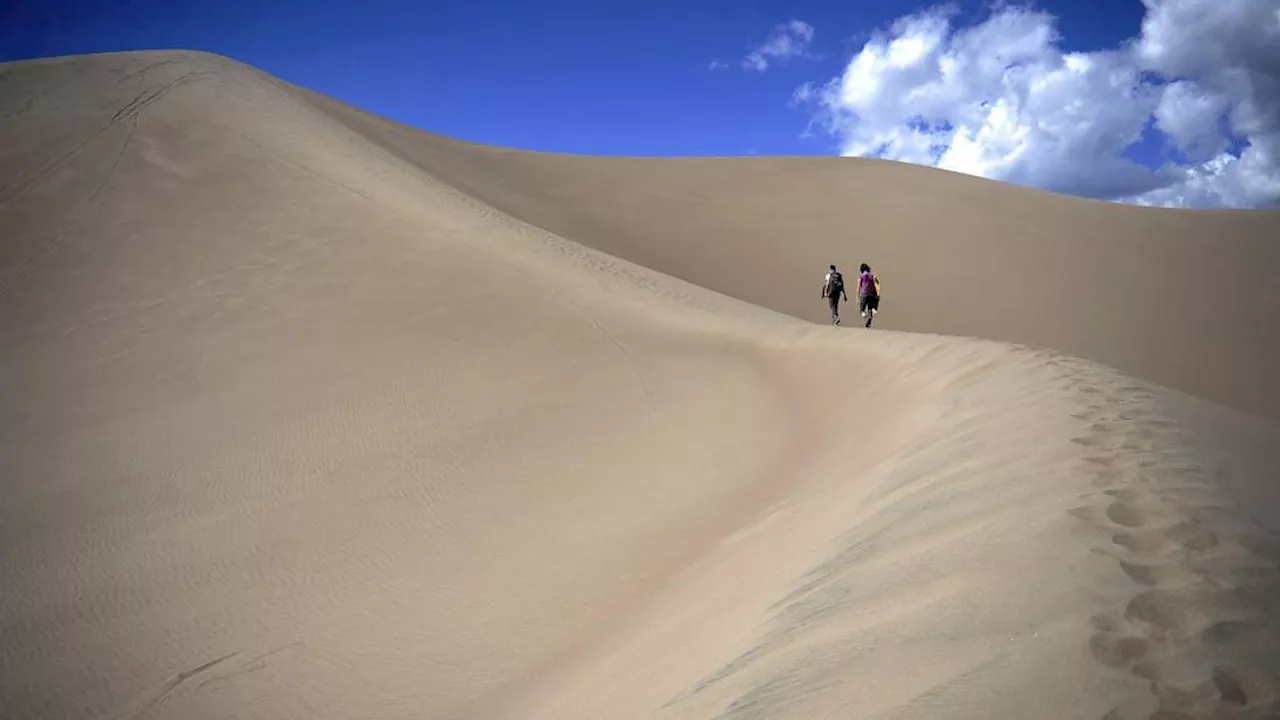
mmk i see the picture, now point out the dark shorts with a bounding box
[859,294,880,312]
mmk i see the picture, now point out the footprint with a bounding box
[1092,611,1126,633]
[1071,498,1182,534]
[1167,522,1219,553]
[1091,467,1126,483]
[1070,504,1103,522]
[1070,502,1135,528]
[1118,560,1203,588]
[1153,680,1220,709]
[1113,522,1219,557]
[1072,406,1106,421]
[1105,489,1146,504]
[1217,664,1279,709]
[1132,656,1214,693]
[1107,501,1150,528]
[1127,590,1201,636]
[1201,620,1255,646]
[1131,665,1276,719]
[1125,426,1165,441]
[1212,667,1248,707]
[1113,530,1170,555]
[1129,587,1260,638]
[1090,631,1152,667]
[1072,434,1163,456]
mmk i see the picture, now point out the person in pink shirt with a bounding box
[857,263,880,327]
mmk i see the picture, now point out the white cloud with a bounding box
[1153,81,1232,162]
[744,20,816,72]
[795,0,1280,208]
[708,60,730,72]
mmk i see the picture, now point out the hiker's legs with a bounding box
[828,295,841,324]
[863,294,879,327]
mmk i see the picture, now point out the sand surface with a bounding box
[2,50,1278,720]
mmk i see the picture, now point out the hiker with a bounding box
[821,264,848,325]
[857,263,880,326]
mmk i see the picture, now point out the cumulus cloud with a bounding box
[1153,81,1232,163]
[744,20,816,72]
[794,0,1280,208]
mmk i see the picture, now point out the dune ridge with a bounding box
[291,88,1280,423]
[1,50,1278,720]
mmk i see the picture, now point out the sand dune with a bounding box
[294,91,1280,423]
[2,49,1278,720]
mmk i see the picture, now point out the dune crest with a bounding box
[2,50,1278,720]
[295,88,1280,423]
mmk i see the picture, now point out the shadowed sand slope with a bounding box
[296,89,1280,423]
[2,50,1279,720]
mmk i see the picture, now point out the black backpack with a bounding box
[828,270,844,294]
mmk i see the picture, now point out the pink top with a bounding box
[858,271,876,296]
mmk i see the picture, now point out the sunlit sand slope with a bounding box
[2,50,1277,720]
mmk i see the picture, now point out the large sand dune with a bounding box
[295,89,1280,424]
[2,50,1278,720]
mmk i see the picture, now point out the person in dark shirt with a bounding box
[822,264,849,325]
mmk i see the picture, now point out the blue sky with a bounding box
[2,0,1276,207]
[2,0,1147,155]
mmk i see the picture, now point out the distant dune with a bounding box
[2,50,1278,720]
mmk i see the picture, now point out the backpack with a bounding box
[828,270,844,294]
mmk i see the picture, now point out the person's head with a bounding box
[830,264,837,271]
[860,263,870,273]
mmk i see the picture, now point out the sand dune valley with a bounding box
[4,49,1280,720]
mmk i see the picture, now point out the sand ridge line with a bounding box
[286,82,801,336]
[1,58,225,305]
[0,57,214,212]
